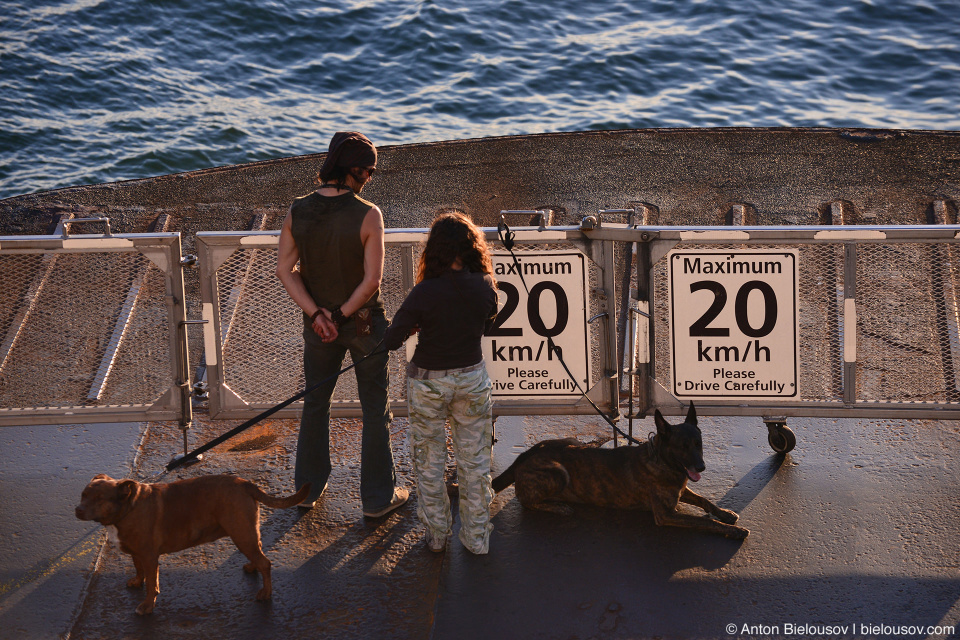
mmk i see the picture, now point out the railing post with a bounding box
[615,209,638,399]
[599,237,620,422]
[167,236,193,431]
[400,244,415,293]
[634,237,653,417]
[928,200,960,399]
[629,204,659,421]
[821,200,857,402]
[843,243,857,405]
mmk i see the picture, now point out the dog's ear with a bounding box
[117,479,140,503]
[91,473,110,482]
[654,409,670,438]
[686,402,697,425]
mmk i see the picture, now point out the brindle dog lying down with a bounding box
[492,404,748,539]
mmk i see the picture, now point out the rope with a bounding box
[165,340,387,472]
[496,218,644,447]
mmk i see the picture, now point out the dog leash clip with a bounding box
[497,217,515,251]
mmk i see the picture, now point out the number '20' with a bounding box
[488,281,569,337]
[688,280,777,338]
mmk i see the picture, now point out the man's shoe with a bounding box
[363,488,409,518]
[297,482,328,509]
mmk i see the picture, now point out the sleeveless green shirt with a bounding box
[289,190,382,312]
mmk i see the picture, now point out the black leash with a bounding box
[497,218,644,447]
[167,339,388,471]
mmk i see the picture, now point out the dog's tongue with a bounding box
[686,468,701,482]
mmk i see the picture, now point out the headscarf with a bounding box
[318,131,377,181]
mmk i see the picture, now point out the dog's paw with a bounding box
[135,600,155,615]
[256,587,272,601]
[726,525,749,540]
[126,576,144,589]
[527,501,574,516]
[715,508,740,524]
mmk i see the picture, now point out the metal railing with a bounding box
[584,224,960,421]
[0,231,189,425]
[195,225,621,420]
[6,218,960,443]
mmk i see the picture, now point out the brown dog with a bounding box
[75,473,309,614]
[491,404,748,539]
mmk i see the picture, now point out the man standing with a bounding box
[276,131,408,517]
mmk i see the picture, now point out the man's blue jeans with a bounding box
[295,309,396,511]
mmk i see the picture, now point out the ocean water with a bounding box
[1,0,958,200]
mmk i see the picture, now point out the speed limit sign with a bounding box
[482,251,590,398]
[668,249,798,399]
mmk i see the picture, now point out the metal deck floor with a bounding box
[1,413,958,639]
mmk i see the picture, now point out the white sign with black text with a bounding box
[482,251,590,398]
[668,249,798,399]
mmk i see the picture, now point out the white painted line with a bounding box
[814,230,886,240]
[636,301,650,365]
[844,298,857,363]
[62,238,134,249]
[678,231,751,241]
[239,235,279,246]
[202,302,218,366]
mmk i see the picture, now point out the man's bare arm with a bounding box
[275,210,337,340]
[338,205,385,318]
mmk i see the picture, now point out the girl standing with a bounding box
[383,213,499,554]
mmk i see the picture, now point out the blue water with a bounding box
[1,0,958,200]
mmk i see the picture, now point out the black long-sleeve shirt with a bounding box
[384,269,498,370]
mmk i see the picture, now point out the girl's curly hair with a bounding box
[417,212,495,283]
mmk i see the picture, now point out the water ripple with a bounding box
[1,0,959,198]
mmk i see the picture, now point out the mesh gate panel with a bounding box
[0,248,175,412]
[653,243,848,404]
[209,236,606,411]
[797,244,845,402]
[857,243,960,403]
[217,245,305,404]
[651,241,960,406]
[212,242,421,406]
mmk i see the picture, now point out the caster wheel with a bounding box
[766,423,796,454]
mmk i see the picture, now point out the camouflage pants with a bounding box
[407,366,494,554]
